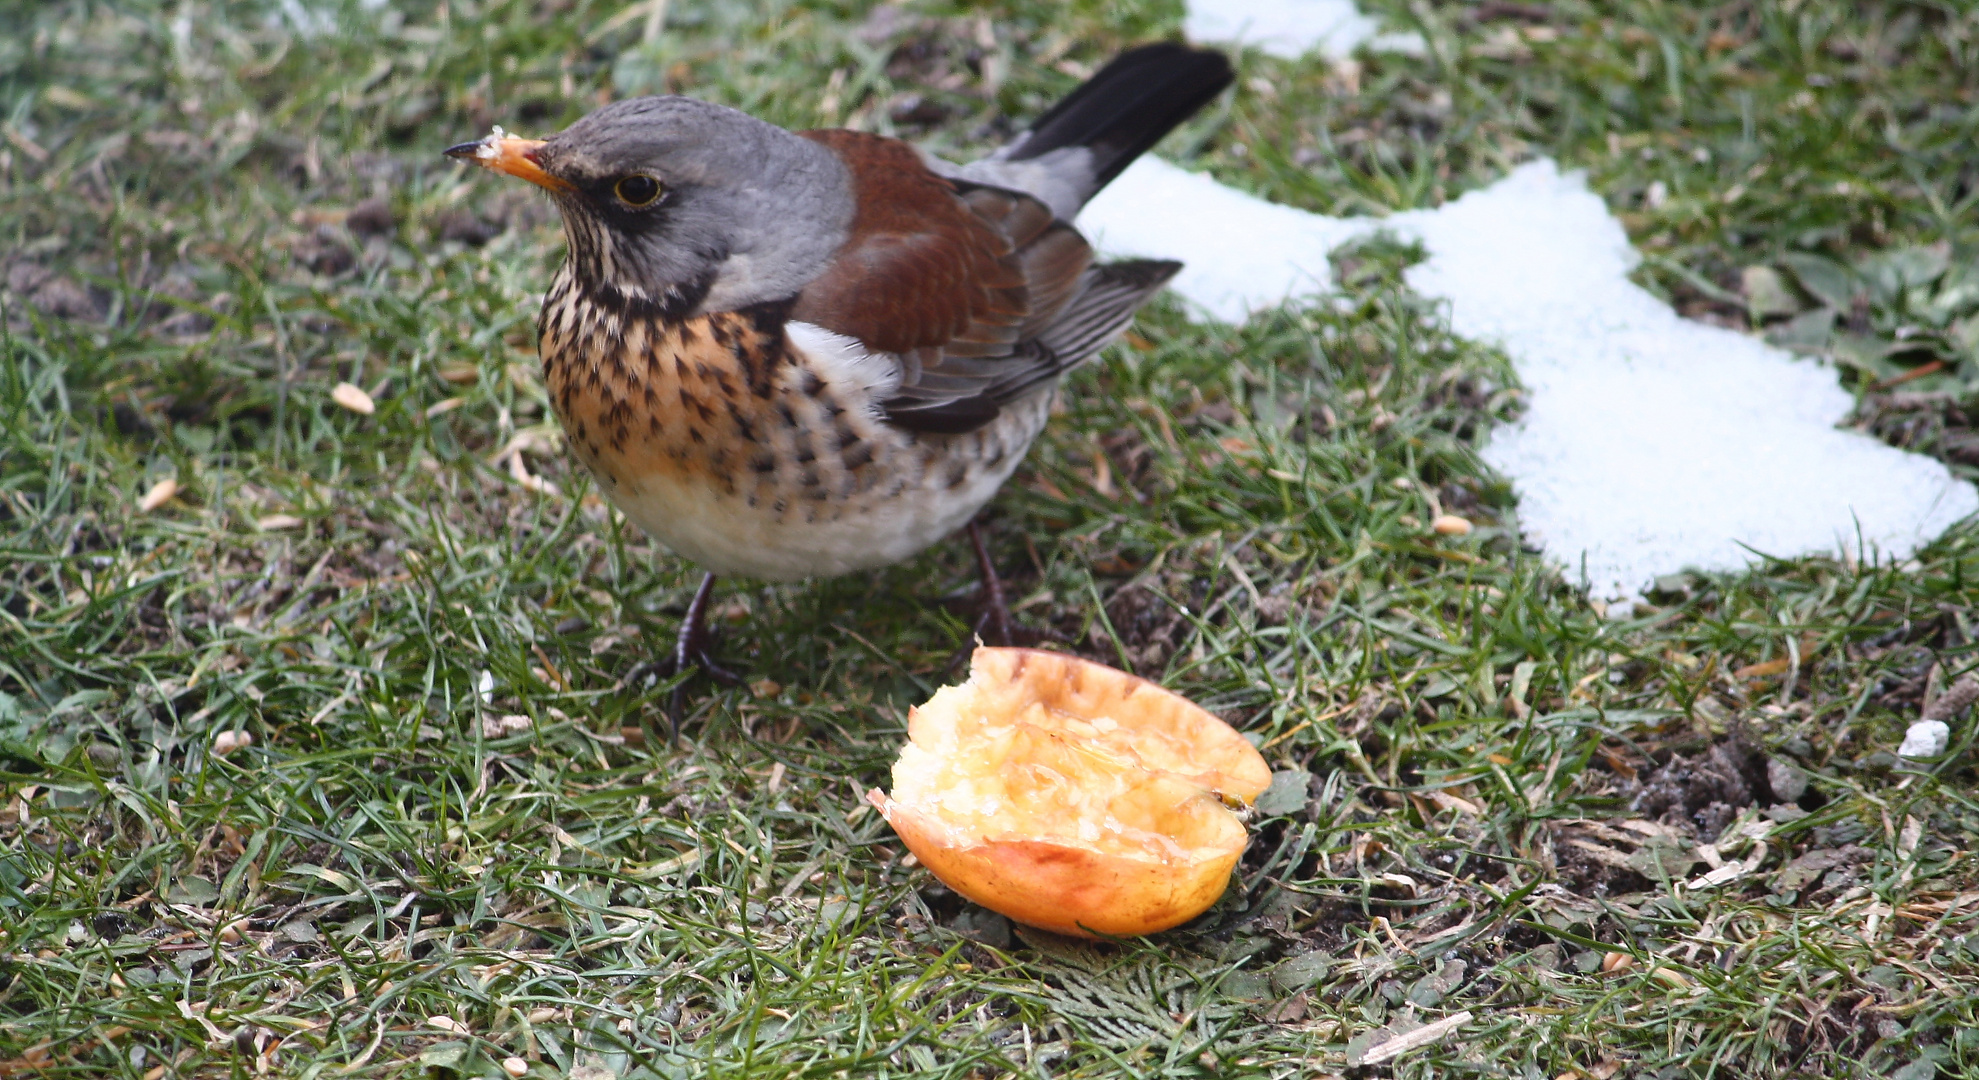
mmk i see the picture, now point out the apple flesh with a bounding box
[869,648,1271,938]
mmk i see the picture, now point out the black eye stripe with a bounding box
[615,175,662,207]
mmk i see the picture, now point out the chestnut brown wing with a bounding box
[791,130,1096,433]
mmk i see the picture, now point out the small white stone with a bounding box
[1898,719,1950,759]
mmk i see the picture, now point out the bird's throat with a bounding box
[556,209,716,322]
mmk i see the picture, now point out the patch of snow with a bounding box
[1183,0,1424,60]
[1385,161,1978,601]
[274,0,391,37]
[1077,157,1370,323]
[1078,158,1979,600]
[1366,32,1431,56]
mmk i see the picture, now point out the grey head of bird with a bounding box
[446,96,854,317]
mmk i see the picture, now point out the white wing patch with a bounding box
[784,320,902,418]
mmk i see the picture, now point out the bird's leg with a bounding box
[663,571,743,737]
[673,572,741,679]
[968,519,1017,647]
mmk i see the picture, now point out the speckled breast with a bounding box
[536,275,1050,581]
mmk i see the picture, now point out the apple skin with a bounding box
[872,795,1244,938]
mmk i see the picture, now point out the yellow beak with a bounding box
[443,133,573,193]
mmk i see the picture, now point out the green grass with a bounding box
[4,0,1979,1077]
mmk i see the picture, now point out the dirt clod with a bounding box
[294,226,356,276]
[1629,737,1768,839]
[6,260,105,321]
[437,210,503,246]
[346,197,397,238]
[1096,584,1190,672]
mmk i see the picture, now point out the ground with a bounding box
[3,0,1979,1077]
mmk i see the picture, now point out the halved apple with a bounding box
[868,648,1270,938]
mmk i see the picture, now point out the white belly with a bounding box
[600,390,1051,581]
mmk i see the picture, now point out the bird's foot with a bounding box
[621,573,743,742]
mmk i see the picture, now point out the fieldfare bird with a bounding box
[446,43,1233,730]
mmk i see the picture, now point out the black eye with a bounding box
[614,174,662,207]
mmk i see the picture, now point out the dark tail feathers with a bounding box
[1003,43,1233,193]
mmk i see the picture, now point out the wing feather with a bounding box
[790,129,1171,435]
